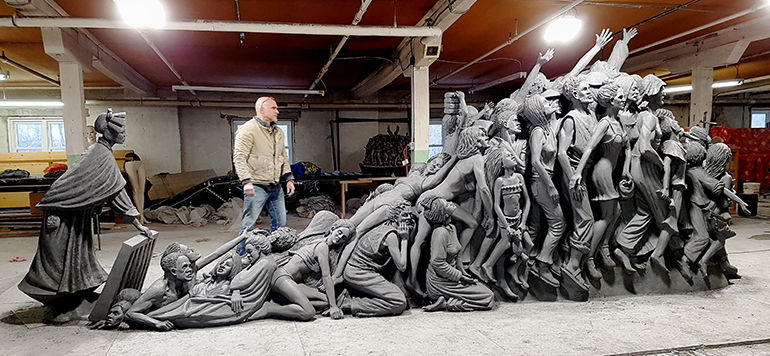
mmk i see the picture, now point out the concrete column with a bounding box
[689,66,714,128]
[59,61,88,166]
[410,65,430,164]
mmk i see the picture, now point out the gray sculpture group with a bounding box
[19,28,750,330]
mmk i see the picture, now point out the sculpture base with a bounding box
[528,274,558,302]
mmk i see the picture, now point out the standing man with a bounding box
[233,96,295,254]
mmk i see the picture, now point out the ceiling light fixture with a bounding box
[0,70,9,81]
[0,100,64,107]
[171,85,325,96]
[114,0,166,29]
[544,14,582,42]
[663,80,743,94]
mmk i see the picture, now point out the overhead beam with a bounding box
[623,13,770,75]
[351,0,476,99]
[0,16,442,38]
[5,0,156,95]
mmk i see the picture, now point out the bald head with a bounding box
[255,96,279,123]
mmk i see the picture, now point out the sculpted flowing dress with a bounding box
[426,225,494,311]
[19,141,139,304]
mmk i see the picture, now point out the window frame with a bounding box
[8,117,66,153]
[231,118,294,163]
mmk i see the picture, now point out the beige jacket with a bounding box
[233,117,292,184]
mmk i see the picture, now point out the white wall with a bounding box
[293,109,334,171]
[178,107,246,176]
[86,105,181,176]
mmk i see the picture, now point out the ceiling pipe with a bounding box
[83,99,483,109]
[172,85,324,96]
[136,30,196,95]
[0,52,60,86]
[431,0,585,86]
[630,2,769,55]
[308,0,373,91]
[0,16,442,38]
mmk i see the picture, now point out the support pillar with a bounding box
[410,65,430,164]
[59,61,88,166]
[689,66,714,128]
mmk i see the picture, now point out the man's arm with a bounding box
[568,28,612,77]
[233,124,256,196]
[126,279,174,331]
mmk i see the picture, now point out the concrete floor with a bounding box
[3,210,770,356]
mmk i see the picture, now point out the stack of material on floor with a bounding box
[212,198,244,232]
[361,126,410,167]
[145,205,216,227]
[296,194,336,218]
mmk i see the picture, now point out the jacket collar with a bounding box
[255,116,277,131]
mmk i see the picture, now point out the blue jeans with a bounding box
[236,185,286,255]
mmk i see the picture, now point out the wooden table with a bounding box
[339,177,398,216]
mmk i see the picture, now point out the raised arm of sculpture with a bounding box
[511,48,554,104]
[607,28,637,70]
[569,28,612,77]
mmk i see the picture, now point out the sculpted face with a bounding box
[327,226,351,246]
[628,83,641,104]
[424,158,444,175]
[576,81,594,105]
[612,88,627,109]
[179,244,201,263]
[173,255,194,282]
[105,305,125,328]
[216,256,233,277]
[503,151,517,170]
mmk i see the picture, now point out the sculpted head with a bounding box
[456,127,486,159]
[326,219,356,247]
[244,230,273,264]
[684,141,707,167]
[94,109,126,145]
[420,195,452,226]
[270,227,298,253]
[520,94,552,128]
[161,251,193,282]
[214,252,243,281]
[424,152,450,176]
[704,143,732,179]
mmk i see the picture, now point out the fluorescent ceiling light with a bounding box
[712,80,743,88]
[0,101,64,107]
[544,15,582,42]
[171,85,325,96]
[115,0,165,29]
[663,80,743,94]
[0,71,9,81]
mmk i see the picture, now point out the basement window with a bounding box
[8,118,66,153]
[232,118,294,163]
[751,108,770,128]
[429,120,443,158]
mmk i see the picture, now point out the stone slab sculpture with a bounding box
[89,232,158,322]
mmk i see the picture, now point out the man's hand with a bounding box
[244,182,255,197]
[286,180,296,196]
[231,289,243,314]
